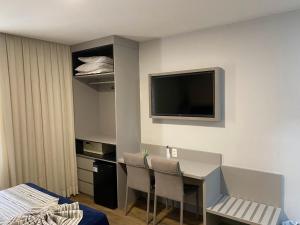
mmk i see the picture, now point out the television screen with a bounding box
[150,70,216,118]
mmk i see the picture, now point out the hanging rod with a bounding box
[89,81,115,85]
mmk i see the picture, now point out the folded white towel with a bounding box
[78,56,113,64]
[75,67,113,76]
[75,62,113,73]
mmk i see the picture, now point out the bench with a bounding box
[205,166,284,225]
[207,195,282,225]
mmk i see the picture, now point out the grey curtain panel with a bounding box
[0,33,78,196]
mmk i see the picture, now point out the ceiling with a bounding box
[1,0,300,45]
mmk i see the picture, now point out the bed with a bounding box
[26,183,109,225]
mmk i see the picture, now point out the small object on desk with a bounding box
[172,148,178,158]
[143,148,149,157]
[166,145,171,159]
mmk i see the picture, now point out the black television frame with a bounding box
[149,67,222,121]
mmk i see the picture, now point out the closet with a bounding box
[72,36,140,208]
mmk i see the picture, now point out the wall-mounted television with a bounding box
[149,68,222,121]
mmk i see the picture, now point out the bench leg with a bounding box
[146,192,150,224]
[196,189,199,219]
[180,200,184,225]
[124,185,129,215]
[153,194,157,225]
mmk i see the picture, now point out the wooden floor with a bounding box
[71,194,203,225]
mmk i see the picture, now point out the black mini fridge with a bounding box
[93,160,118,209]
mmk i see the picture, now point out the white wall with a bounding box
[73,79,100,138]
[73,80,116,139]
[139,10,300,220]
[98,90,116,138]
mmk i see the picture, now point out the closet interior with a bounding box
[72,36,140,208]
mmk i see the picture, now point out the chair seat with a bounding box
[184,184,198,194]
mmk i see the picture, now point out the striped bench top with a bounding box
[206,195,281,225]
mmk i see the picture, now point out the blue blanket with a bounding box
[26,183,109,225]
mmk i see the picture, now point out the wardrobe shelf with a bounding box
[74,72,114,86]
[89,81,115,85]
[75,72,114,77]
[76,134,116,145]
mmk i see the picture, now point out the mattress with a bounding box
[26,183,109,225]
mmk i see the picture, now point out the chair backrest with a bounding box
[124,152,151,193]
[151,157,184,202]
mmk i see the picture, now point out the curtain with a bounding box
[0,33,78,196]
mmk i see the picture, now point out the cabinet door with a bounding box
[78,168,93,184]
[77,156,94,171]
[78,180,94,196]
[94,162,117,208]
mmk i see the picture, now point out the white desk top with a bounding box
[118,156,220,180]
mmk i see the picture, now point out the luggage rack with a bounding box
[207,195,281,225]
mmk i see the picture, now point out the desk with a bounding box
[118,156,222,225]
[118,157,219,180]
[118,145,223,225]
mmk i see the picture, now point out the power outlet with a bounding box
[171,148,178,158]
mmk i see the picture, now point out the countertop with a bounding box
[118,156,220,180]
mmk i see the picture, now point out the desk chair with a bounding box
[124,152,152,224]
[151,157,199,225]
